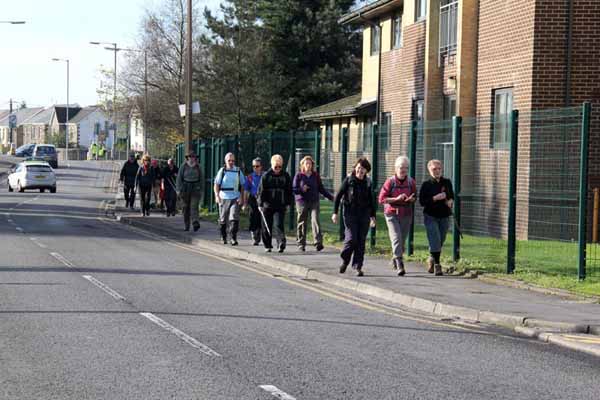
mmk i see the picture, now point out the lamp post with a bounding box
[90,41,118,154]
[51,58,70,166]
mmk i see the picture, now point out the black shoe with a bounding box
[230,239,238,246]
[184,226,190,232]
[265,248,272,253]
[315,243,324,252]
[253,241,260,246]
[356,268,364,277]
[339,263,348,274]
[298,245,305,252]
[397,261,406,276]
[141,212,145,217]
[193,221,200,232]
[278,243,285,253]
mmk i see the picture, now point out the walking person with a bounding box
[120,153,139,210]
[419,159,455,276]
[243,158,264,246]
[135,155,155,217]
[176,151,204,232]
[151,159,162,210]
[162,158,179,217]
[378,156,417,276]
[214,153,245,245]
[332,158,376,277]
[292,156,333,252]
[257,154,293,253]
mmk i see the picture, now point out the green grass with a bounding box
[200,201,600,297]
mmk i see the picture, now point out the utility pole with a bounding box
[185,0,193,155]
[144,49,148,153]
[9,98,13,149]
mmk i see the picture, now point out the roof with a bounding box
[299,94,376,121]
[339,0,403,24]
[55,106,82,123]
[0,107,45,127]
[69,106,102,124]
[0,110,9,120]
[26,107,55,124]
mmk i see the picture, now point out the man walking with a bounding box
[176,151,204,232]
[214,153,245,245]
[162,158,179,217]
[243,158,264,245]
[120,153,139,210]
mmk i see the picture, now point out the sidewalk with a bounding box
[111,202,600,357]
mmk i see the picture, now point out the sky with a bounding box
[0,0,221,111]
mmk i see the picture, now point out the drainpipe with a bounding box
[564,0,574,107]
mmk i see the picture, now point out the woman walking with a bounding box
[419,159,454,276]
[257,154,293,253]
[135,155,155,217]
[151,159,162,210]
[243,158,264,245]
[214,153,245,245]
[292,156,334,252]
[378,156,416,276]
[332,158,376,277]
[162,158,179,217]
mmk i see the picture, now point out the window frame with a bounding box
[491,88,514,150]
[392,13,403,49]
[361,118,373,152]
[380,112,392,152]
[370,23,381,56]
[443,95,457,120]
[415,0,427,22]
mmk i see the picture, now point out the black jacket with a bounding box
[419,177,454,218]
[120,160,139,186]
[257,169,293,210]
[162,166,179,193]
[135,166,156,188]
[334,174,376,217]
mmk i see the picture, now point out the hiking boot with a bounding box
[434,264,443,276]
[278,243,286,253]
[339,263,348,274]
[230,221,239,245]
[356,267,364,277]
[427,257,435,274]
[230,239,238,246]
[193,221,200,232]
[315,243,324,252]
[397,260,406,276]
[220,224,227,244]
[253,240,260,246]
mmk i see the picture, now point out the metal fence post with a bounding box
[452,116,462,262]
[578,102,591,280]
[369,124,379,249]
[339,127,348,241]
[314,129,321,173]
[408,121,418,255]
[210,137,217,212]
[507,110,519,274]
[289,131,296,231]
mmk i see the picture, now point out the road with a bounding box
[1,161,599,400]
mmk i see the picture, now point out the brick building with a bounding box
[300,0,600,240]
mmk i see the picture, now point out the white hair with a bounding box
[271,154,284,167]
[224,152,235,162]
[394,156,410,169]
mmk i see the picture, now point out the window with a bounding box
[444,95,456,120]
[415,0,427,21]
[392,13,403,49]
[323,121,333,177]
[380,112,391,151]
[412,99,424,122]
[491,88,514,149]
[361,118,373,152]
[440,0,458,57]
[370,24,380,56]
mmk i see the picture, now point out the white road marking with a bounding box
[50,252,75,268]
[29,237,48,249]
[82,275,126,301]
[15,227,23,232]
[259,385,297,400]
[139,312,221,357]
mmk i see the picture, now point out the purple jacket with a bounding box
[292,172,334,204]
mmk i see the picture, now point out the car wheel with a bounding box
[50,187,56,194]
[8,181,13,192]
[17,181,25,193]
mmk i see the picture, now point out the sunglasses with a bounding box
[252,165,261,168]
[273,165,282,170]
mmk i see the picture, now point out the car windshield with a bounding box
[36,146,56,155]
[26,165,52,173]
[17,144,34,152]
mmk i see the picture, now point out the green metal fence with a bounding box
[175,103,596,281]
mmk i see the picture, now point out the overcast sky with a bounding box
[0,0,221,110]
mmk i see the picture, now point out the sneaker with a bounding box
[315,243,324,252]
[339,263,348,274]
[298,245,305,252]
[278,243,286,253]
[434,264,443,276]
[193,221,200,232]
[230,239,238,246]
[397,260,406,276]
[427,257,435,274]
[265,248,272,253]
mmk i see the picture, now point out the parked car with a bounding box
[33,144,58,168]
[7,161,57,193]
[15,143,35,157]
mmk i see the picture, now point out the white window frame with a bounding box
[415,0,427,22]
[491,88,514,150]
[392,13,403,49]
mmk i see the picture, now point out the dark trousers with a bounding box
[341,212,371,268]
[124,184,136,208]
[261,207,286,249]
[248,195,262,242]
[140,185,152,214]
[165,188,177,215]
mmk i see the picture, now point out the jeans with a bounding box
[424,214,449,253]
[341,212,371,268]
[385,214,412,262]
[248,195,262,243]
[182,191,201,229]
[296,200,322,246]
[261,207,286,249]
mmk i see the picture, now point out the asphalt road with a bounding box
[1,161,599,400]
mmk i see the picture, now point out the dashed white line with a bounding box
[50,252,75,268]
[259,385,297,400]
[139,312,221,357]
[82,275,126,301]
[29,237,48,249]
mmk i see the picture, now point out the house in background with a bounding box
[0,107,45,149]
[69,106,110,149]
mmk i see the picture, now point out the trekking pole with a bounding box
[258,208,271,237]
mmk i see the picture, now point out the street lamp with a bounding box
[90,41,118,154]
[0,21,26,24]
[51,58,70,167]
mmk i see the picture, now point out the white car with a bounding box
[8,161,57,193]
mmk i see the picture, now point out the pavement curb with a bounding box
[114,214,600,353]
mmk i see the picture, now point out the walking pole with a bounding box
[258,208,272,237]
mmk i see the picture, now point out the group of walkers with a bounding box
[120,150,455,278]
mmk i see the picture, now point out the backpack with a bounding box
[389,176,415,195]
[217,167,242,191]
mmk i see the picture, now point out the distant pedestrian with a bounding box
[162,158,179,217]
[257,154,293,253]
[176,151,204,231]
[292,155,333,252]
[214,153,245,245]
[135,154,155,216]
[419,159,455,276]
[243,157,264,246]
[378,156,416,276]
[332,158,376,277]
[120,153,139,210]
[151,159,162,209]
